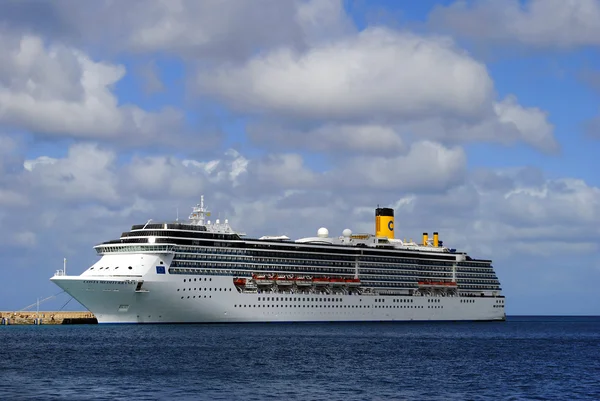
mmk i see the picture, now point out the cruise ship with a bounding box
[51,197,505,324]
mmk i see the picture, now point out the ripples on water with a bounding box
[0,316,598,400]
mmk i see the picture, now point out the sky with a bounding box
[0,0,599,315]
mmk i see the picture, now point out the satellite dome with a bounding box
[342,228,352,237]
[317,227,329,238]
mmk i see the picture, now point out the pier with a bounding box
[0,311,97,325]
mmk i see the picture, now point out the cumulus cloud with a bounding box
[198,27,556,153]
[0,0,347,61]
[0,34,190,147]
[429,0,600,48]
[247,123,405,155]
[392,167,600,260]
[392,95,558,152]
[329,141,467,193]
[23,144,119,204]
[199,27,494,121]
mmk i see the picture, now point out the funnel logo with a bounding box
[388,221,394,231]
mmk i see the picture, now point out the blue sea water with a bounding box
[0,316,599,400]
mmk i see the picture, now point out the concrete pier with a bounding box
[0,311,97,325]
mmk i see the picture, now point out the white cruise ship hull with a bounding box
[51,274,505,324]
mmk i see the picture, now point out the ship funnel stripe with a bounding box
[375,207,394,217]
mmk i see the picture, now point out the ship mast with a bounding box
[189,195,210,226]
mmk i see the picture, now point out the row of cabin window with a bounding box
[171,261,497,278]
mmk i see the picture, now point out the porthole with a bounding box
[128,266,133,270]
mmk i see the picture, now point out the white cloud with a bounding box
[295,0,356,44]
[199,27,556,153]
[24,143,119,204]
[198,27,495,121]
[59,0,311,61]
[330,141,467,192]
[0,34,186,145]
[395,168,600,259]
[0,1,355,61]
[429,0,600,48]
[493,95,557,152]
[248,123,405,155]
[250,153,318,190]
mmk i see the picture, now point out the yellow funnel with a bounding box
[375,207,394,239]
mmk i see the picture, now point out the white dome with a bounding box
[317,227,329,238]
[342,228,352,237]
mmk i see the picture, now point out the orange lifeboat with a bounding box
[345,278,361,287]
[312,277,330,285]
[275,275,294,286]
[418,281,457,287]
[253,274,274,286]
[233,277,247,286]
[295,276,313,286]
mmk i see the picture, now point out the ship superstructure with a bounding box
[51,196,505,323]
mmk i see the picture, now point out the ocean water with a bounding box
[0,316,598,400]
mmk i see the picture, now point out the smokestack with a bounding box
[375,207,394,239]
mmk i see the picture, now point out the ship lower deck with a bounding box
[51,274,505,324]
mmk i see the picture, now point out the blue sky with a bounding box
[0,0,599,315]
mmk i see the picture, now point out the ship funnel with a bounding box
[433,232,439,247]
[375,207,394,239]
[422,232,428,246]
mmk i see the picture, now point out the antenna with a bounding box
[176,207,179,221]
[64,258,67,276]
[142,219,152,229]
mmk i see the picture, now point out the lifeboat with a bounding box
[418,281,457,287]
[233,277,247,286]
[345,278,361,287]
[312,277,330,285]
[253,274,274,286]
[329,277,346,286]
[275,275,294,286]
[295,276,313,286]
